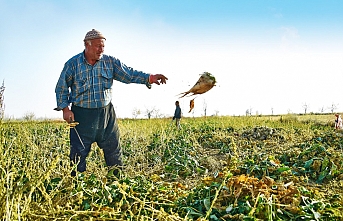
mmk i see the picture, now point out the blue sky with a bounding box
[1,0,343,119]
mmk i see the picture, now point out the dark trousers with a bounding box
[70,102,122,173]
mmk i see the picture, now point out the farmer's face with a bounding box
[85,39,105,62]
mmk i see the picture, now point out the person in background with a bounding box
[173,101,182,129]
[55,29,168,176]
[334,114,343,130]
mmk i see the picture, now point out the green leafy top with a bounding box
[203,72,216,84]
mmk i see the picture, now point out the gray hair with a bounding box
[84,40,92,47]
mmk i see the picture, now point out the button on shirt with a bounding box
[55,52,151,110]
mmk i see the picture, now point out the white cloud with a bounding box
[274,13,283,19]
[279,26,300,52]
[268,7,283,19]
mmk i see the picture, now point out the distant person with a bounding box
[55,29,168,176]
[335,114,343,129]
[173,101,182,129]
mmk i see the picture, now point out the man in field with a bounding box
[55,29,168,176]
[173,101,182,129]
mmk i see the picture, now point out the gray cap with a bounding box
[84,29,106,41]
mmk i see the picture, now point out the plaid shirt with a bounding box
[55,52,151,110]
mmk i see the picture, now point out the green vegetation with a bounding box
[1,115,342,220]
[203,72,216,84]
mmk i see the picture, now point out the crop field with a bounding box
[1,114,342,220]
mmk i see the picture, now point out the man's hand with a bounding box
[149,74,168,85]
[62,107,74,123]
